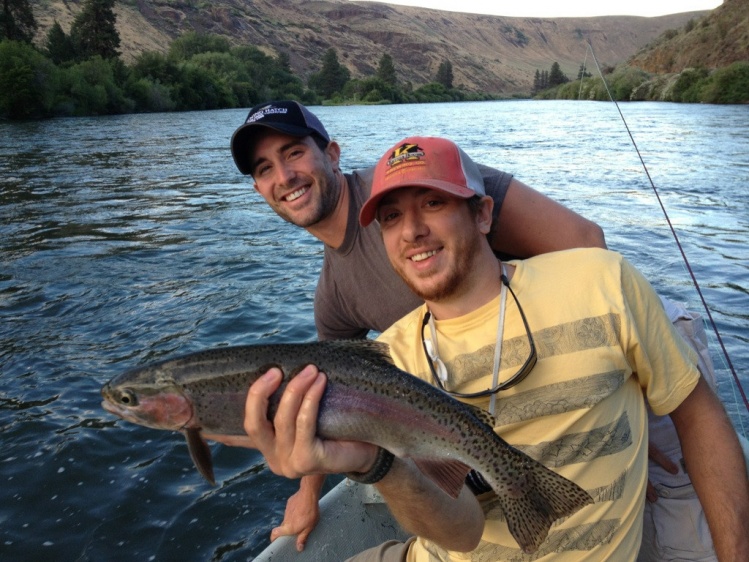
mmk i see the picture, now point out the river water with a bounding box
[1,100,747,560]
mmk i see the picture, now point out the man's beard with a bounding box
[394,233,483,303]
[278,166,340,228]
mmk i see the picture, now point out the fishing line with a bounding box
[582,41,749,414]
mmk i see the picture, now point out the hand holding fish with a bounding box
[269,475,323,552]
[243,365,380,479]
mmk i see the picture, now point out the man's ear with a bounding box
[325,141,342,170]
[477,196,494,235]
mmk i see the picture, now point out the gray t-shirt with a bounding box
[314,165,512,340]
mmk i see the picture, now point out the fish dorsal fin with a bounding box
[413,458,472,499]
[467,403,496,428]
[185,428,216,485]
[323,339,395,366]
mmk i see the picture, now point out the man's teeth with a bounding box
[285,187,307,202]
[411,250,437,262]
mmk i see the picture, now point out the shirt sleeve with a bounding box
[476,163,512,225]
[618,257,700,416]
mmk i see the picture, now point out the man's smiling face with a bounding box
[250,130,341,228]
[378,187,487,303]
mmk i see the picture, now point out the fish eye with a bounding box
[118,389,138,407]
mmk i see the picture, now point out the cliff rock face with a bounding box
[31,0,708,95]
[629,0,749,73]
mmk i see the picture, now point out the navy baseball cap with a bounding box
[230,100,330,175]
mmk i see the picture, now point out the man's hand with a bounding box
[270,475,324,552]
[646,442,679,502]
[244,364,378,478]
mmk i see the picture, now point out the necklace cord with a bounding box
[583,42,748,413]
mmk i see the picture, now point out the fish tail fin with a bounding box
[497,461,592,554]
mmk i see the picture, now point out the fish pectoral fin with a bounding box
[184,428,216,486]
[413,458,472,499]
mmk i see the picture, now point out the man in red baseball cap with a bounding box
[235,136,748,561]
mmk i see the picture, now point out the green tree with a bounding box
[125,76,175,112]
[45,21,76,65]
[308,48,350,99]
[130,50,180,86]
[358,76,403,103]
[548,62,568,87]
[701,62,749,104]
[670,67,708,102]
[0,39,57,118]
[0,0,37,43]
[70,0,121,61]
[532,69,542,94]
[435,59,453,89]
[169,61,233,111]
[57,56,131,115]
[532,69,550,95]
[376,53,397,87]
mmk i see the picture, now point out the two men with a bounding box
[229,100,605,550]
[230,100,605,341]
[235,136,749,560]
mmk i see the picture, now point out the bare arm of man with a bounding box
[270,473,325,551]
[491,179,606,257]
[374,458,484,552]
[669,376,749,561]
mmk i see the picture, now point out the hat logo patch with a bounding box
[387,143,425,168]
[247,106,288,124]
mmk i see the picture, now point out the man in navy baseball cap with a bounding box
[231,100,330,175]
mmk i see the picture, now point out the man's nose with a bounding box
[402,209,428,242]
[276,161,297,186]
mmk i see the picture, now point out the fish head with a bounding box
[101,368,194,431]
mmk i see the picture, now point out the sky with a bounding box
[352,0,723,18]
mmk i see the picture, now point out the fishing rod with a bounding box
[581,41,749,414]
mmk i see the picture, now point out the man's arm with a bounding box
[270,474,324,551]
[374,457,484,552]
[669,376,749,561]
[491,179,606,257]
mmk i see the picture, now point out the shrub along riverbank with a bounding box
[535,62,749,104]
[0,33,495,121]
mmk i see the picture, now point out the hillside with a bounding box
[629,0,748,73]
[31,0,707,96]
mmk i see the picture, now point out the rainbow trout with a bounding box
[101,340,591,553]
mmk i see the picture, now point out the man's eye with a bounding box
[380,211,399,223]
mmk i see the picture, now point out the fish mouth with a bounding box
[101,395,135,417]
[101,399,139,424]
